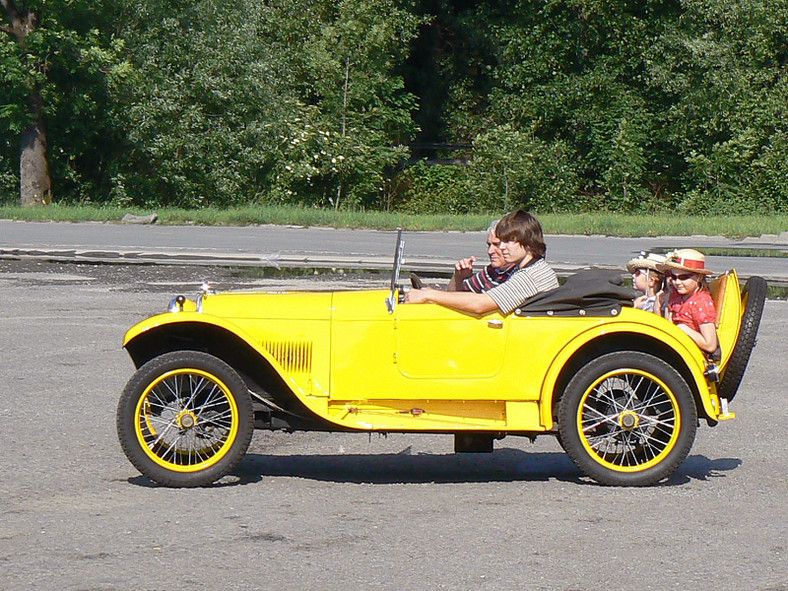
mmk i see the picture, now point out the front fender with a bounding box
[124,311,260,353]
[123,311,302,394]
[539,317,715,429]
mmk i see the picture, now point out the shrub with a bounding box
[468,124,582,212]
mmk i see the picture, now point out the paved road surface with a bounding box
[0,260,786,590]
[1,220,786,283]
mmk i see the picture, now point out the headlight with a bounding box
[168,295,187,313]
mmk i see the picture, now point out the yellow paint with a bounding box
[125,272,748,435]
[505,401,541,428]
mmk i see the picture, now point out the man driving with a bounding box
[446,219,517,292]
[406,210,559,315]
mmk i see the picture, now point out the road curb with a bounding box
[2,247,785,285]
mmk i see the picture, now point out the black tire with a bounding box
[117,351,254,487]
[558,351,697,486]
[718,276,767,402]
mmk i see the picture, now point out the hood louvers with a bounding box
[262,340,313,374]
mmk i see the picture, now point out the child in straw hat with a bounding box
[657,249,718,355]
[626,252,667,313]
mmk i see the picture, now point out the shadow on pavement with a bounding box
[232,448,582,485]
[126,451,741,488]
[667,455,742,485]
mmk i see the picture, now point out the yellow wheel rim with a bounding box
[134,368,240,472]
[576,369,681,473]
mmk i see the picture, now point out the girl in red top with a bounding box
[657,249,718,354]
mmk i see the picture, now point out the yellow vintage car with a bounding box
[116,231,766,487]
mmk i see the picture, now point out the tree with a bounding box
[649,0,788,213]
[470,123,580,212]
[1,0,125,206]
[1,0,50,205]
[275,0,423,209]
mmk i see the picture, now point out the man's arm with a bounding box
[404,287,498,315]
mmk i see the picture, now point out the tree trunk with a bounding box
[20,102,51,206]
[2,0,52,206]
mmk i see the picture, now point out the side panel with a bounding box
[124,291,334,399]
[330,294,600,408]
[228,318,331,397]
[202,291,333,397]
[395,303,509,379]
[329,290,400,400]
[503,315,606,401]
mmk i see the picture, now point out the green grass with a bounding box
[1,203,786,238]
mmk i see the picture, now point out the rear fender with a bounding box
[539,321,715,429]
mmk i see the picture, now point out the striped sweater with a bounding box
[487,257,559,314]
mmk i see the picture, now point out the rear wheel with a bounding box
[117,351,254,487]
[718,276,767,401]
[558,351,697,486]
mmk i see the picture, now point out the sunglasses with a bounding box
[668,272,696,281]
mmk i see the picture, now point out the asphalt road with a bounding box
[1,220,787,283]
[0,259,786,590]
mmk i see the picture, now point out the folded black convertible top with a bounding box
[515,268,639,317]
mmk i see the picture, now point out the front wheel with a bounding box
[117,351,254,487]
[558,351,697,486]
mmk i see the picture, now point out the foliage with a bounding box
[2,0,787,213]
[403,0,787,213]
[469,124,582,212]
[651,0,788,214]
[111,0,423,208]
[395,159,475,214]
[0,0,128,201]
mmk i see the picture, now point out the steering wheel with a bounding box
[410,273,425,289]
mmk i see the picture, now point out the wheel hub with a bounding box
[177,411,197,429]
[618,410,639,430]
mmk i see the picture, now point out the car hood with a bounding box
[199,290,335,320]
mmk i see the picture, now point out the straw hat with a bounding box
[657,248,714,276]
[626,252,667,274]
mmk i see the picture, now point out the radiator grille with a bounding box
[263,340,313,374]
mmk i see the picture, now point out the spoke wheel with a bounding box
[558,351,696,486]
[117,351,253,487]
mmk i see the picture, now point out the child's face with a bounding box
[633,269,651,292]
[668,272,700,296]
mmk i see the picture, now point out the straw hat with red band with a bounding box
[626,252,667,274]
[657,248,714,276]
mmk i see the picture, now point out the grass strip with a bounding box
[0,203,786,238]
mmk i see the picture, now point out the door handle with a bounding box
[487,319,504,329]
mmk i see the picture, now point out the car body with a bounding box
[117,231,766,487]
